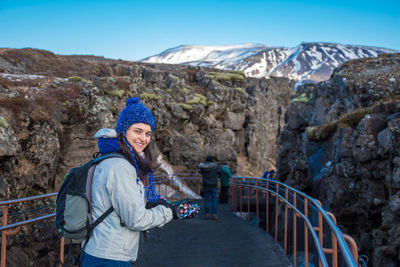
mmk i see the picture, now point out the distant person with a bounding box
[218,163,232,204]
[268,170,275,179]
[199,155,221,220]
[263,167,272,178]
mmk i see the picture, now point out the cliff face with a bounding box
[276,53,400,266]
[0,48,294,200]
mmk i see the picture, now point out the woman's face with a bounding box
[125,123,152,153]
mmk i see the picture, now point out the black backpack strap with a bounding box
[87,206,114,234]
[77,206,114,266]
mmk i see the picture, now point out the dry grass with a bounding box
[306,107,371,141]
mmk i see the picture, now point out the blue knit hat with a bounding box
[115,97,155,134]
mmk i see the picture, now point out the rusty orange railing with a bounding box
[0,193,59,267]
[0,174,202,266]
[231,176,358,267]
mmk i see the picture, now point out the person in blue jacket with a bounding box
[263,167,272,178]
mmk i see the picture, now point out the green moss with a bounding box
[180,103,193,111]
[0,116,8,128]
[206,71,245,81]
[186,93,214,107]
[140,92,161,101]
[179,87,191,94]
[229,70,245,76]
[166,89,173,94]
[69,76,87,83]
[233,87,243,93]
[194,93,207,101]
[104,89,125,98]
[109,106,117,115]
[290,93,310,104]
[186,96,201,105]
[127,91,134,98]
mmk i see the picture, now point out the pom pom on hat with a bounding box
[115,97,155,134]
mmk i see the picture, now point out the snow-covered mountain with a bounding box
[141,42,397,83]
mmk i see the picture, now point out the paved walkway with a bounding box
[135,200,291,267]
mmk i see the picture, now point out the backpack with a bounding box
[55,152,127,240]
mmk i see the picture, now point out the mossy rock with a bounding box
[337,108,371,128]
[229,70,246,76]
[69,76,88,83]
[233,87,243,93]
[104,89,125,98]
[187,94,215,107]
[179,87,191,94]
[290,93,309,104]
[306,123,337,141]
[179,103,193,111]
[186,96,202,105]
[194,93,207,101]
[140,92,161,102]
[206,71,245,81]
[109,106,117,115]
[0,116,8,128]
[166,89,173,94]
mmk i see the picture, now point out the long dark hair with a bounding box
[117,133,158,180]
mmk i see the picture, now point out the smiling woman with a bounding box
[80,97,177,266]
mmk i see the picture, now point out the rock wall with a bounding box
[0,48,294,200]
[276,53,400,266]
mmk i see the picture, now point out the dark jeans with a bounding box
[219,186,230,203]
[203,187,217,214]
[81,252,131,267]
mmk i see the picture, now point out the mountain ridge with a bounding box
[142,42,398,84]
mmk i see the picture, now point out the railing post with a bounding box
[59,237,65,267]
[247,179,250,221]
[1,206,8,267]
[327,212,338,267]
[293,192,297,267]
[240,179,243,218]
[266,181,269,234]
[315,200,324,267]
[275,183,280,241]
[342,233,359,266]
[284,188,289,254]
[304,198,309,267]
[256,180,259,227]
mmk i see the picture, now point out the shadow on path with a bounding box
[135,200,291,267]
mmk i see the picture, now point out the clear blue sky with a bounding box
[1,0,399,61]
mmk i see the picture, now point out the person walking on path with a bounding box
[218,163,232,204]
[263,167,273,178]
[81,97,177,266]
[199,155,221,220]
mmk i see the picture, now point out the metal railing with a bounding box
[0,174,202,266]
[231,176,358,267]
[0,174,359,267]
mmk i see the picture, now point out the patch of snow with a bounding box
[0,73,46,81]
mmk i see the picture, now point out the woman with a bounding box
[81,97,175,266]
